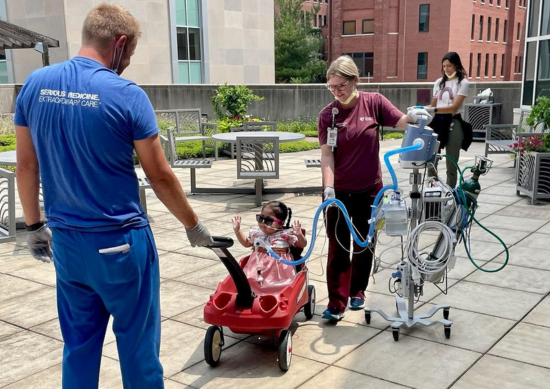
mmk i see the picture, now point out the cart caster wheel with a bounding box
[392,329,399,342]
[443,308,450,320]
[278,330,292,371]
[204,326,223,367]
[365,311,371,325]
[304,285,316,320]
[444,325,451,339]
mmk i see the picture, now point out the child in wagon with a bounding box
[231,201,307,293]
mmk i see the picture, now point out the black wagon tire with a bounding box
[304,285,316,320]
[278,330,292,371]
[204,326,223,367]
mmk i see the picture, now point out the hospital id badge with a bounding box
[327,127,337,147]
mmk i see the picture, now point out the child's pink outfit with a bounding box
[243,226,298,294]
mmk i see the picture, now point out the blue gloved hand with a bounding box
[27,224,53,263]
[185,219,214,247]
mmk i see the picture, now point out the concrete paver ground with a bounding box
[1,140,550,388]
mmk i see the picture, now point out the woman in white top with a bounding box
[426,52,470,188]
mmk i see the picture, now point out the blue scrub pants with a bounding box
[52,225,164,389]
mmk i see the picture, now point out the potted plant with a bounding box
[512,133,550,204]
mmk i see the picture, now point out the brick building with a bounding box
[301,0,329,29]
[318,0,527,83]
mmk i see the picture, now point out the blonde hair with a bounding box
[326,55,360,80]
[82,3,141,48]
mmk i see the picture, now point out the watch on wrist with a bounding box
[25,221,45,232]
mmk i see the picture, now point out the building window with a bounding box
[493,53,497,76]
[495,18,499,42]
[469,53,473,77]
[501,53,505,77]
[343,21,356,35]
[176,0,202,84]
[417,52,428,79]
[362,19,374,34]
[515,56,518,73]
[346,52,374,77]
[487,17,492,41]
[485,53,489,77]
[519,56,522,73]
[542,0,550,36]
[324,15,327,25]
[503,20,507,43]
[516,22,521,40]
[489,0,493,5]
[497,0,501,6]
[319,15,323,27]
[471,15,475,40]
[505,0,509,8]
[479,16,484,40]
[477,53,481,77]
[0,50,7,84]
[419,4,430,32]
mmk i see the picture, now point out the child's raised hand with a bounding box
[292,220,303,236]
[231,216,242,233]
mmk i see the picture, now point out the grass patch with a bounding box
[381,131,404,140]
[0,134,16,152]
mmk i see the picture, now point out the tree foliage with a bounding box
[274,0,327,83]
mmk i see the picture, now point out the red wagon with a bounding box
[203,236,315,371]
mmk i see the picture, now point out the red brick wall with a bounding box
[324,0,526,83]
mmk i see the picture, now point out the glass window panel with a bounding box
[477,53,481,77]
[471,15,475,40]
[351,55,363,76]
[176,0,187,26]
[0,61,8,84]
[188,28,201,60]
[365,53,373,77]
[178,61,189,84]
[485,53,489,76]
[501,53,505,76]
[528,0,541,37]
[419,4,430,32]
[541,0,550,36]
[493,53,497,76]
[417,52,428,79]
[503,20,508,42]
[495,18,499,41]
[177,28,190,61]
[536,39,550,98]
[343,21,356,35]
[0,49,5,61]
[488,17,492,40]
[479,16,484,40]
[187,0,200,27]
[189,62,202,83]
[362,19,374,34]
[522,41,537,105]
[469,53,473,76]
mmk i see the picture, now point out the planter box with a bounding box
[516,150,550,204]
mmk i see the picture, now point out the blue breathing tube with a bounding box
[266,139,425,266]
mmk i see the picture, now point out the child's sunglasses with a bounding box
[255,214,283,227]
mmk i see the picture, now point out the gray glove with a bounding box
[407,107,433,123]
[27,225,53,263]
[185,219,214,247]
[324,186,335,200]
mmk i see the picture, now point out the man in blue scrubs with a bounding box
[14,3,212,388]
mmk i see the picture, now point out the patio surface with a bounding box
[1,140,550,388]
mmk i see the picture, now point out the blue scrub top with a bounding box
[14,56,159,231]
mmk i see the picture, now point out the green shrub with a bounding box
[280,140,319,152]
[276,117,318,137]
[211,84,264,120]
[381,131,404,140]
[0,134,16,151]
